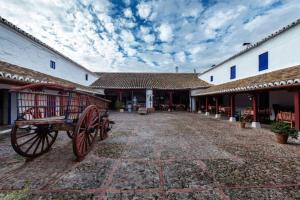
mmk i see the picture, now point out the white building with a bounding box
[199,19,300,85]
[0,17,102,126]
[193,18,300,130]
[0,17,98,86]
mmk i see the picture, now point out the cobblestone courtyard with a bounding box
[0,112,299,199]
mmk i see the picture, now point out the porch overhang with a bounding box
[193,65,300,96]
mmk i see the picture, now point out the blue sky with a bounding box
[0,0,300,72]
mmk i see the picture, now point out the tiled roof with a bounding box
[0,16,97,76]
[0,61,104,95]
[200,18,300,74]
[194,65,300,96]
[91,72,211,90]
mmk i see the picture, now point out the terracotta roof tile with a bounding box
[0,61,103,95]
[195,65,300,96]
[91,72,211,90]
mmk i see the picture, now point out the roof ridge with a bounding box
[0,16,98,76]
[200,18,300,75]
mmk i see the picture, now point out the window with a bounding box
[230,65,236,79]
[259,52,268,71]
[50,60,56,69]
[210,75,213,82]
[85,74,88,81]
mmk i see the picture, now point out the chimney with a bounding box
[243,42,251,48]
[175,66,178,73]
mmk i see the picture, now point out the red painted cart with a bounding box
[10,83,112,161]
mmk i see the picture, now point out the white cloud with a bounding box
[190,46,204,55]
[158,23,173,42]
[0,0,299,73]
[120,30,135,43]
[137,2,152,19]
[175,51,186,63]
[124,8,133,18]
[143,34,155,43]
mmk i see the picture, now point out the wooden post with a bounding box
[119,91,123,101]
[251,93,261,128]
[205,96,209,114]
[294,92,300,130]
[169,91,173,108]
[230,94,235,117]
[215,96,219,114]
[198,97,201,112]
[252,94,258,122]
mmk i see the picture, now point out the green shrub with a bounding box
[114,100,123,110]
[271,121,298,139]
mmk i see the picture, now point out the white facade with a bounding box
[199,23,300,85]
[0,23,98,86]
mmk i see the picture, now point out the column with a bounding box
[251,94,261,128]
[169,91,173,111]
[146,89,153,109]
[205,96,209,115]
[198,97,202,113]
[229,94,236,122]
[215,96,221,118]
[294,92,300,130]
[191,96,196,112]
[118,91,123,101]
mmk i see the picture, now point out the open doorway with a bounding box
[0,89,10,125]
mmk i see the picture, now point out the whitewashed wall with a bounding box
[199,24,300,85]
[146,89,153,108]
[0,24,98,86]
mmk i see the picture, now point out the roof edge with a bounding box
[199,18,300,75]
[0,16,98,77]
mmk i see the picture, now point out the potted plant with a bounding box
[238,115,246,129]
[271,122,298,144]
[114,100,124,112]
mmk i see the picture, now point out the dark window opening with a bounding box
[210,75,213,82]
[50,60,56,69]
[259,52,268,71]
[85,74,88,81]
[230,65,236,79]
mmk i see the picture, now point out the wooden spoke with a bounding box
[11,123,58,158]
[73,105,99,161]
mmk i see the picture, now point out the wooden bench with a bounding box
[276,111,295,127]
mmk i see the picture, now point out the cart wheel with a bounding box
[11,123,58,158]
[100,119,110,140]
[66,131,74,139]
[73,105,99,161]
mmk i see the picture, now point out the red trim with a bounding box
[294,92,300,130]
[252,94,258,122]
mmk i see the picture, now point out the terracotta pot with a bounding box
[238,122,246,129]
[275,133,288,144]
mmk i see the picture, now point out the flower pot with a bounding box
[238,122,246,129]
[275,133,288,144]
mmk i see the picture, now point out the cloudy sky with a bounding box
[0,0,300,73]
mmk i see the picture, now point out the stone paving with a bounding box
[0,112,299,200]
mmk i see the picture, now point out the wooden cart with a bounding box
[10,83,112,161]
